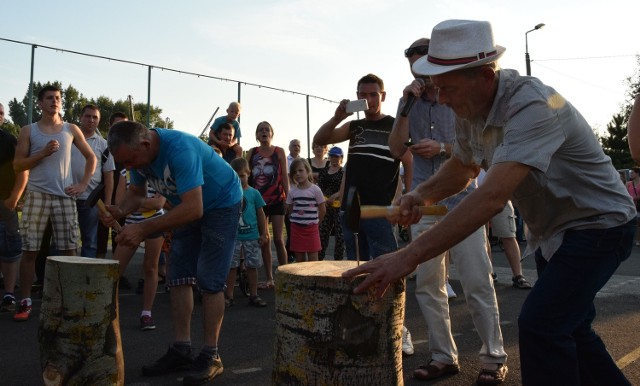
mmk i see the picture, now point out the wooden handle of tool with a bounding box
[96,199,123,233]
[360,205,448,219]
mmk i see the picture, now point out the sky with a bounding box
[1,0,639,158]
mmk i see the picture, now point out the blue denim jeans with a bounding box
[76,199,98,257]
[0,208,22,262]
[168,202,241,293]
[341,215,397,261]
[519,220,635,386]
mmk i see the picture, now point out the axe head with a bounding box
[344,186,361,232]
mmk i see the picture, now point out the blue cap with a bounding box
[328,146,343,157]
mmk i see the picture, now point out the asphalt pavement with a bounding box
[1,239,639,385]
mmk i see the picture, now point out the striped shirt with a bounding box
[121,169,164,225]
[398,97,475,210]
[286,184,325,225]
[343,116,399,206]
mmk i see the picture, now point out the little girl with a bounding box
[286,158,325,262]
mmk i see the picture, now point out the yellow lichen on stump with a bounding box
[38,256,123,386]
[273,261,405,386]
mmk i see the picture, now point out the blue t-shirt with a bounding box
[237,186,266,240]
[130,128,242,211]
[210,116,241,140]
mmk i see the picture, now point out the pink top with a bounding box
[626,180,640,200]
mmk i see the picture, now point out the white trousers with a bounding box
[412,216,507,365]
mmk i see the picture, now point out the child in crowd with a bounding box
[226,158,268,307]
[286,158,325,262]
[209,101,242,149]
[318,146,345,260]
[112,169,166,331]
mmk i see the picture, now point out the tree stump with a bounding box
[38,256,123,386]
[273,261,405,386]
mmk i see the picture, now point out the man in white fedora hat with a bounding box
[345,19,634,386]
[389,37,508,384]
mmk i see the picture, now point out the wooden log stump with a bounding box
[273,261,405,386]
[38,256,123,386]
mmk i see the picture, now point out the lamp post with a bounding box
[525,23,545,76]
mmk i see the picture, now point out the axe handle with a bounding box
[360,205,448,219]
[96,199,123,233]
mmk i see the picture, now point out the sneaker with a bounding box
[183,353,224,385]
[0,296,16,313]
[248,296,267,307]
[13,300,32,321]
[446,281,457,299]
[140,315,156,331]
[141,346,194,376]
[402,326,414,356]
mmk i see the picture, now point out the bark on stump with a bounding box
[38,256,123,386]
[273,261,405,386]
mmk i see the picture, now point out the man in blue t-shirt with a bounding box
[208,101,242,148]
[103,122,242,385]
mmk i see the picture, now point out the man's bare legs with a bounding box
[170,285,194,342]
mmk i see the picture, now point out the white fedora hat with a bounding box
[412,19,506,76]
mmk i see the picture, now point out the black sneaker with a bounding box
[140,315,156,331]
[182,353,223,385]
[0,296,16,313]
[141,346,194,376]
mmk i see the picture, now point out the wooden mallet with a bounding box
[96,199,123,233]
[360,204,448,219]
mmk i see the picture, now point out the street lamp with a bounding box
[525,23,545,76]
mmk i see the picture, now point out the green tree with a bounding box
[8,98,27,128]
[600,55,640,167]
[6,81,170,135]
[600,114,632,169]
[0,121,21,137]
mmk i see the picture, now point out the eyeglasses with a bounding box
[404,45,429,58]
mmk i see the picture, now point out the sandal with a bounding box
[476,363,508,385]
[414,360,460,380]
[512,275,532,289]
[491,272,497,282]
[225,296,234,308]
[248,296,267,307]
[257,280,275,290]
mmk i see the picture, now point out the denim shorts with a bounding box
[0,208,22,263]
[167,201,241,293]
[231,239,263,269]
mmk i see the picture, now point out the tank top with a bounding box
[27,122,74,197]
[248,146,285,205]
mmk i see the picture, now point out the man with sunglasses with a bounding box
[388,38,508,384]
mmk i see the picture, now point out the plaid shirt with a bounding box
[399,96,476,210]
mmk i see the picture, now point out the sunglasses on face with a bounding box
[404,45,429,58]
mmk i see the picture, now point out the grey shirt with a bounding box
[453,68,636,259]
[71,130,115,200]
[28,122,74,197]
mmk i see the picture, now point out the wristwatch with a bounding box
[439,142,446,157]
